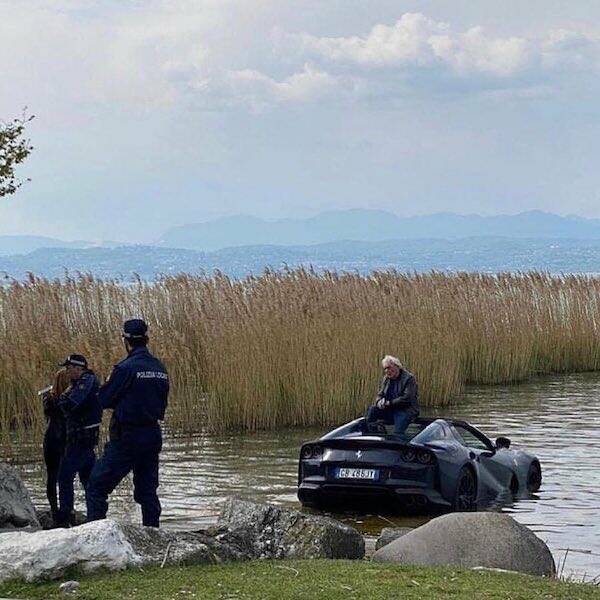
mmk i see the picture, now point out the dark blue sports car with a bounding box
[298,417,542,512]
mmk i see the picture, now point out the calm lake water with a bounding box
[11,373,600,580]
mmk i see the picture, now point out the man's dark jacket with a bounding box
[378,369,419,417]
[98,346,169,430]
[59,370,102,444]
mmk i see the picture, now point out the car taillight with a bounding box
[417,450,432,464]
[401,449,416,462]
[301,446,313,459]
[301,445,323,460]
[400,448,433,464]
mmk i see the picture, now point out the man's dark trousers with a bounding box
[56,440,95,525]
[86,425,162,527]
[366,405,413,434]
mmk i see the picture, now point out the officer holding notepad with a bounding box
[54,354,102,527]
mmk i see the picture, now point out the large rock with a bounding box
[216,498,364,560]
[375,527,412,551]
[372,512,555,577]
[0,520,138,582]
[120,523,245,566]
[0,519,246,582]
[0,464,39,529]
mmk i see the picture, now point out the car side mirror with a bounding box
[495,436,511,449]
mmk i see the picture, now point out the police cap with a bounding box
[122,318,148,340]
[59,354,88,368]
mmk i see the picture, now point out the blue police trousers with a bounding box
[86,426,162,527]
[57,440,96,525]
[365,405,414,434]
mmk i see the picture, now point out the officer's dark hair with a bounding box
[127,336,148,348]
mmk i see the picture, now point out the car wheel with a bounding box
[526,462,542,492]
[452,467,477,511]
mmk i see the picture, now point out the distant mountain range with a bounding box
[2,237,600,281]
[3,210,600,256]
[3,210,600,280]
[0,236,120,256]
[0,235,92,256]
[157,209,600,251]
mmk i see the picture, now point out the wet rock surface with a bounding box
[372,512,556,577]
[215,497,365,560]
[0,464,39,530]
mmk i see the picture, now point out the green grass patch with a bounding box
[0,560,598,600]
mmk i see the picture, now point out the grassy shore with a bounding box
[0,560,598,600]
[2,271,600,440]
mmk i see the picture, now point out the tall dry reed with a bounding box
[1,270,600,443]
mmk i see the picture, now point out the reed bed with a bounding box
[1,270,600,442]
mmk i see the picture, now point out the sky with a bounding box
[1,1,600,243]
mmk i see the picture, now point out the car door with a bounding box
[450,424,514,492]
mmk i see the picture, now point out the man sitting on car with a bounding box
[365,355,419,435]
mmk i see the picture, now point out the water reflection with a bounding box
[12,372,600,579]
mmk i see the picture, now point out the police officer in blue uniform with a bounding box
[86,319,169,527]
[55,354,102,527]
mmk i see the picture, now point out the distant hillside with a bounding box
[0,235,93,256]
[5,210,600,257]
[2,237,600,281]
[158,210,600,251]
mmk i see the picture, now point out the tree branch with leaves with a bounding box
[0,112,34,197]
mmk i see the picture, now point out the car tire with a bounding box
[452,467,477,512]
[526,461,542,492]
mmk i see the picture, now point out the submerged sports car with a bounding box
[298,417,542,512]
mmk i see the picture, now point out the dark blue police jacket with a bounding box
[59,370,102,442]
[98,347,169,427]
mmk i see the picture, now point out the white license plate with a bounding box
[337,468,378,480]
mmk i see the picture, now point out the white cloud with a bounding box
[187,64,359,111]
[282,12,600,89]
[2,3,600,117]
[287,13,449,69]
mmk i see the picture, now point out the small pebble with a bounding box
[59,580,80,594]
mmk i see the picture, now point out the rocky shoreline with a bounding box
[0,463,556,583]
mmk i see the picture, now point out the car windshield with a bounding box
[410,419,452,444]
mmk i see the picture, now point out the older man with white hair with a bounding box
[365,355,419,435]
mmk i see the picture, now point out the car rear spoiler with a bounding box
[317,438,419,451]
